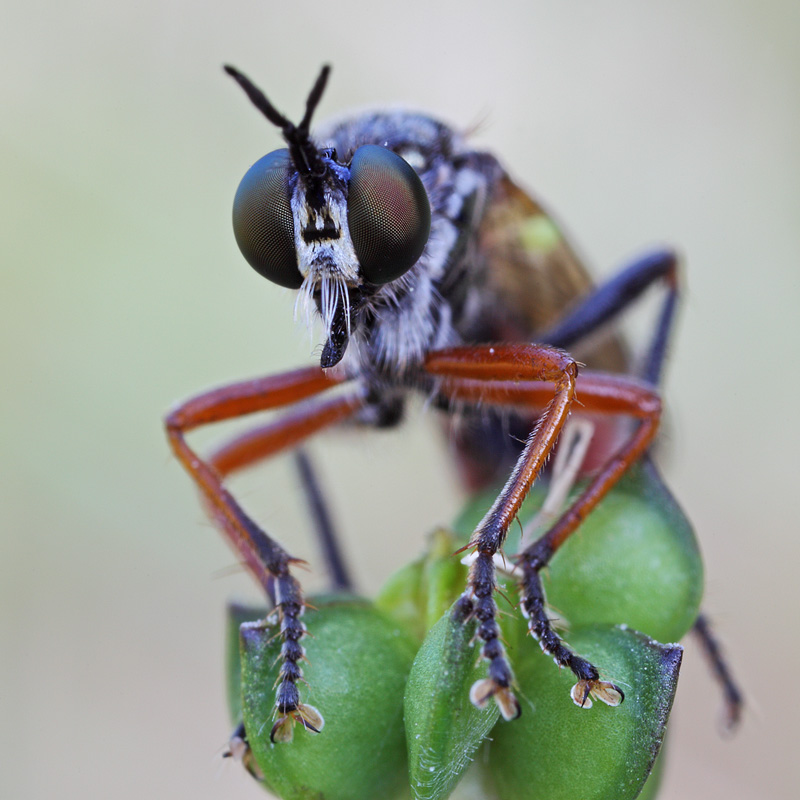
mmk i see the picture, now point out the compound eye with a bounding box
[347,145,431,285]
[232,149,302,289]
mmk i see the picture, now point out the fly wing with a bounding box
[477,174,627,373]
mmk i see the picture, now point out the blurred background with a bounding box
[2,1,798,797]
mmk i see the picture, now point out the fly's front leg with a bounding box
[165,367,364,741]
[206,396,359,593]
[517,564,625,710]
[426,344,579,720]
[519,373,660,707]
[440,368,662,712]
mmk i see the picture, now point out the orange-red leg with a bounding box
[165,367,364,741]
[507,373,659,708]
[440,369,660,557]
[208,394,363,480]
[426,345,579,552]
[426,346,661,716]
[205,397,360,592]
[425,344,578,720]
[166,368,347,585]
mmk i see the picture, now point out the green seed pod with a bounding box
[637,742,666,800]
[375,558,427,642]
[404,606,500,800]
[376,528,469,643]
[237,596,417,800]
[454,459,703,642]
[545,461,703,642]
[488,626,682,800]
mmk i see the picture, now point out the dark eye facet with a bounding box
[232,149,302,289]
[347,145,431,285]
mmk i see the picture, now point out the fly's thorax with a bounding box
[340,268,456,382]
[308,112,504,379]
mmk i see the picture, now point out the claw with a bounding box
[225,729,265,780]
[570,679,624,709]
[270,703,325,743]
[470,678,522,721]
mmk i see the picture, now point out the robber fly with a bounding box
[166,65,732,744]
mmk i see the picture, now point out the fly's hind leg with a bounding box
[539,247,679,387]
[693,613,744,731]
[165,367,364,741]
[543,249,743,725]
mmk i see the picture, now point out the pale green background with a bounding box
[2,1,798,798]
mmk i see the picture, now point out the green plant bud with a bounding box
[489,625,682,800]
[377,529,469,642]
[404,605,500,800]
[454,459,703,642]
[226,603,266,726]
[375,559,427,641]
[422,532,470,633]
[239,595,417,800]
[636,742,665,800]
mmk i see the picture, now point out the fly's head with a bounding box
[226,65,432,370]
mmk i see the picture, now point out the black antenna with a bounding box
[224,64,331,178]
